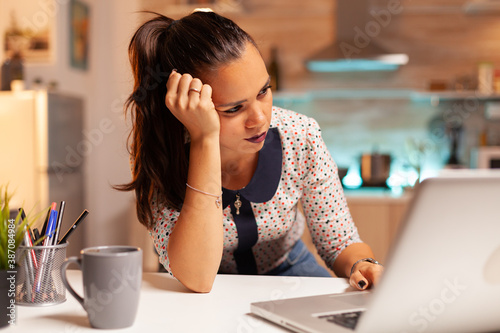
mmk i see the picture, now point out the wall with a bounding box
[78,0,140,249]
[0,0,151,260]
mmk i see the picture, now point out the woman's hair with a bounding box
[117,11,256,228]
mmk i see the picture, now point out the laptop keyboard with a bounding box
[319,310,363,330]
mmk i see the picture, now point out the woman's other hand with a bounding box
[165,70,220,141]
[349,260,384,291]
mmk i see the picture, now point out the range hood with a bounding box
[306,0,409,72]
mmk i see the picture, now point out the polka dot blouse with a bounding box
[149,107,362,276]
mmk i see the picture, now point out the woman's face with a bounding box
[204,42,273,160]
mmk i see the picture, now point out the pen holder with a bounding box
[15,242,68,306]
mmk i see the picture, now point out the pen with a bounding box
[23,226,38,268]
[43,202,59,245]
[19,209,38,280]
[23,255,33,302]
[33,202,58,297]
[29,228,35,242]
[19,209,38,266]
[53,201,66,245]
[58,209,89,244]
[40,207,51,237]
[33,228,40,242]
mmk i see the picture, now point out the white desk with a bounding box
[10,270,351,332]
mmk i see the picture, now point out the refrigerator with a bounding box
[0,90,84,257]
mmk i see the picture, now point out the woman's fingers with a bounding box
[165,70,181,107]
[350,270,369,290]
[199,84,214,108]
[166,71,205,109]
[349,262,384,291]
[177,73,194,97]
[186,79,204,108]
[165,70,219,139]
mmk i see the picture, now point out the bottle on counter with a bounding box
[1,52,24,91]
[1,59,11,91]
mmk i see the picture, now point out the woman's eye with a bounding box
[223,105,242,114]
[258,85,272,97]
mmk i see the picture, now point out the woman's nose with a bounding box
[245,104,266,128]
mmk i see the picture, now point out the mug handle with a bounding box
[60,257,85,308]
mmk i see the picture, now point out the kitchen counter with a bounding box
[344,187,414,204]
[9,270,352,332]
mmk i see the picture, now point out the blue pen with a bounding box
[43,202,58,245]
[34,202,58,296]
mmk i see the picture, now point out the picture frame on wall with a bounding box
[69,0,90,71]
[1,0,54,63]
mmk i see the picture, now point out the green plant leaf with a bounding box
[0,184,50,270]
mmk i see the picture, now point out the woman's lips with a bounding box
[245,131,267,143]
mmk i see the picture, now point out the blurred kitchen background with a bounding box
[1,0,500,268]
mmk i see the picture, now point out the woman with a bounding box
[120,10,383,293]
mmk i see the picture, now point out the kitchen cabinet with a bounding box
[345,192,412,264]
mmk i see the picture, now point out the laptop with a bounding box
[251,170,500,333]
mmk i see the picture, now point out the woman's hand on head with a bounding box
[349,261,384,291]
[165,70,220,142]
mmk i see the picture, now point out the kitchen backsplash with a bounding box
[273,93,500,188]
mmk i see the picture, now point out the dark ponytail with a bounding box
[116,11,256,228]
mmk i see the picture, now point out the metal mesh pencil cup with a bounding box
[16,242,68,306]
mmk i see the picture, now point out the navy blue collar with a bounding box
[222,127,282,206]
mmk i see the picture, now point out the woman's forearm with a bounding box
[167,135,223,293]
[332,242,376,278]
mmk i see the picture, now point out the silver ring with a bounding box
[189,88,201,94]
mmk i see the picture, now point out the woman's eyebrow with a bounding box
[216,98,247,108]
[215,76,271,109]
